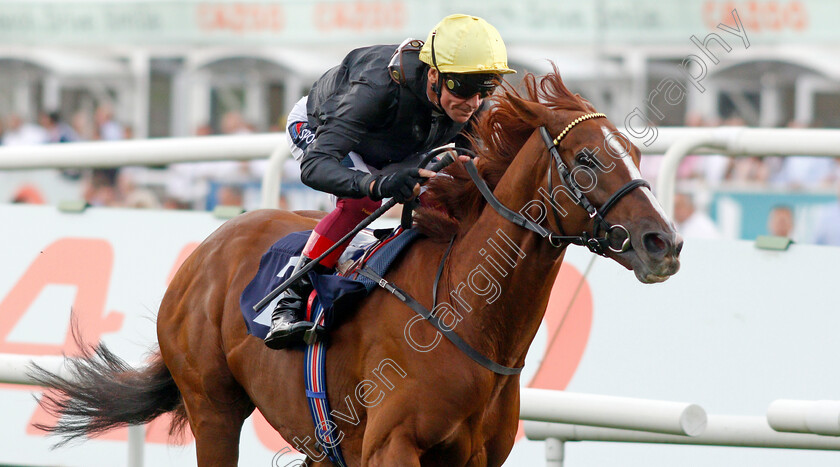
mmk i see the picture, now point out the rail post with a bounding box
[545,437,564,467]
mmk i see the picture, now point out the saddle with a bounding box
[239,227,422,340]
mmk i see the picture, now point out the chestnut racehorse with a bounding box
[33,71,681,466]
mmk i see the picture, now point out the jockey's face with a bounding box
[427,69,483,124]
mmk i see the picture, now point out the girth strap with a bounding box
[355,266,523,376]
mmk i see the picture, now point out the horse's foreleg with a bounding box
[362,430,422,467]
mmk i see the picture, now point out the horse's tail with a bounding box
[30,343,188,447]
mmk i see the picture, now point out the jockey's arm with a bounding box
[299,135,374,199]
[299,81,392,199]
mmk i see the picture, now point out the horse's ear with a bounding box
[507,94,551,127]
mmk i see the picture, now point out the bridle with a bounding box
[462,112,651,256]
[374,112,652,377]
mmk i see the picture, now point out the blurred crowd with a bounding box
[639,115,840,190]
[1,105,327,212]
[639,115,840,246]
[2,107,839,245]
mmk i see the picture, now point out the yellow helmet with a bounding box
[419,14,516,75]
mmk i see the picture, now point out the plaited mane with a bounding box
[415,65,596,240]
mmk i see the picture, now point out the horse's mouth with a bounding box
[635,270,675,284]
[632,258,680,284]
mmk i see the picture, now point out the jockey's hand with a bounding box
[371,168,435,203]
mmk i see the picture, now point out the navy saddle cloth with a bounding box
[240,228,421,339]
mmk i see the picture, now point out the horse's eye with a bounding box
[575,152,595,167]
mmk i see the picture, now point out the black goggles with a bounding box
[442,73,499,99]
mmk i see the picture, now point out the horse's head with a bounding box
[502,75,682,283]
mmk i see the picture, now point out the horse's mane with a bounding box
[415,65,596,240]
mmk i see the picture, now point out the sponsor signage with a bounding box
[0,0,836,46]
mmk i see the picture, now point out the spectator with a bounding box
[90,103,126,200]
[813,186,840,246]
[766,205,794,239]
[1,113,48,146]
[165,121,251,210]
[94,102,125,141]
[676,113,707,180]
[219,111,269,181]
[696,116,730,187]
[162,197,192,210]
[124,188,162,209]
[71,111,97,141]
[11,184,45,204]
[770,121,836,189]
[39,111,78,143]
[673,192,720,239]
[216,185,244,207]
[195,123,214,136]
[723,117,766,184]
[220,111,252,135]
[772,155,836,190]
[83,169,120,207]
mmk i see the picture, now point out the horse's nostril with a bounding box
[643,232,669,255]
[675,238,684,255]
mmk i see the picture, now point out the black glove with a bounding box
[369,168,425,203]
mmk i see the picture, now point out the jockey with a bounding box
[265,14,516,349]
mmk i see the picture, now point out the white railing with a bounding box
[6,127,839,217]
[16,127,835,217]
[0,353,74,384]
[523,397,840,467]
[0,133,285,170]
[0,133,291,209]
[4,358,840,467]
[652,127,840,217]
[0,128,735,214]
[768,399,840,436]
[525,415,840,449]
[519,388,706,436]
[525,415,840,467]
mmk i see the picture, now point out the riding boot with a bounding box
[264,257,319,349]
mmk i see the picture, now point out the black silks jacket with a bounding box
[301,43,475,198]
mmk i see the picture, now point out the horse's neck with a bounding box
[447,134,566,368]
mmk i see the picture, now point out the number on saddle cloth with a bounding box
[239,228,423,340]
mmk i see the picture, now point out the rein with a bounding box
[464,113,650,256]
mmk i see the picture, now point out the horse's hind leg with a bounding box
[160,314,254,465]
[175,366,255,466]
